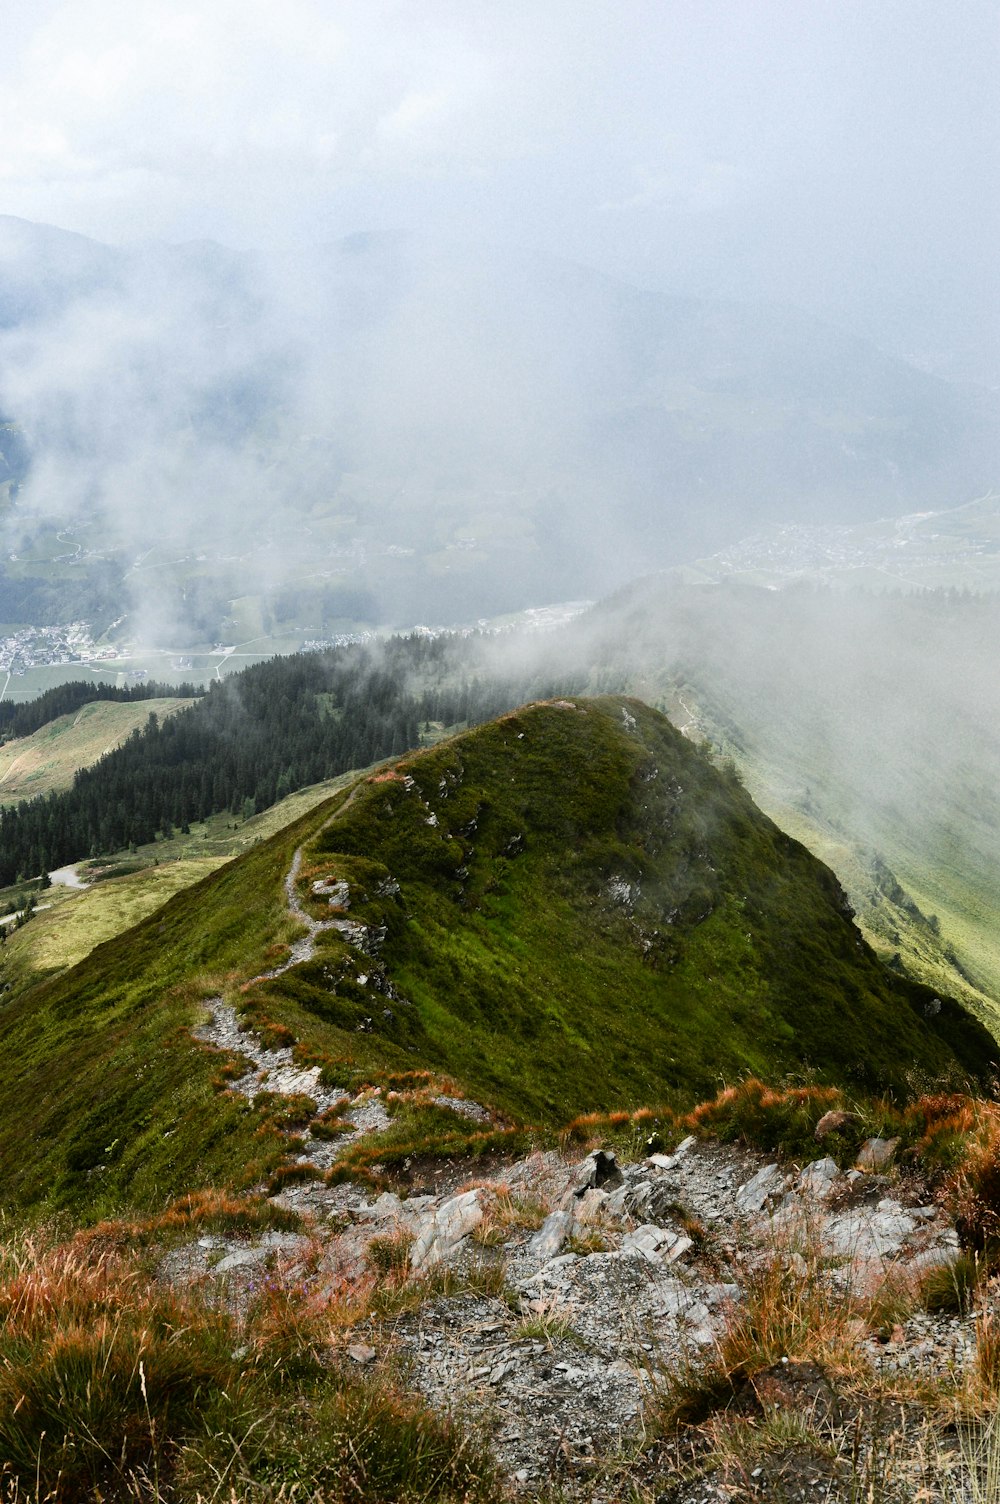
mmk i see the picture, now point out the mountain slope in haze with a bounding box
[1,217,998,632]
[1,696,990,1221]
[684,490,1000,593]
[555,579,1000,1026]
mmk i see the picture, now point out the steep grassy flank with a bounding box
[0,697,992,1222]
[0,697,190,804]
[699,759,1000,1030]
[0,772,362,996]
[561,580,1000,1029]
[0,789,361,1219]
[255,698,993,1122]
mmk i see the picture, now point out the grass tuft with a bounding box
[0,1229,504,1503]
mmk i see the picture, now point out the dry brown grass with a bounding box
[0,1228,504,1503]
[68,1188,300,1257]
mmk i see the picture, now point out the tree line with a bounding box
[0,634,579,882]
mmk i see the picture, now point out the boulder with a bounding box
[215,1247,265,1274]
[409,1189,484,1273]
[347,1342,377,1364]
[573,1187,609,1227]
[856,1137,901,1172]
[356,1191,405,1222]
[530,1210,572,1261]
[568,1150,624,1195]
[621,1224,693,1264]
[798,1158,840,1200]
[824,1201,916,1261]
[735,1163,789,1215]
[815,1110,855,1139]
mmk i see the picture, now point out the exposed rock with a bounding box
[620,1224,693,1264]
[410,1188,484,1272]
[329,917,368,945]
[797,1157,841,1199]
[179,841,991,1499]
[561,1151,624,1215]
[824,1201,917,1261]
[815,1109,856,1139]
[432,1094,493,1123]
[572,1187,608,1227]
[312,878,351,908]
[158,1230,310,1298]
[347,1342,377,1364]
[735,1163,789,1215]
[156,1111,989,1500]
[214,1247,265,1273]
[568,1149,624,1195]
[602,1182,631,1217]
[530,1210,572,1261]
[356,1191,405,1222]
[856,1136,901,1171]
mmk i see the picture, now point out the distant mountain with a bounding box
[0,695,989,1218]
[0,218,997,634]
[0,216,121,329]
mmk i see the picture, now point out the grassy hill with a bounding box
[274,696,990,1118]
[0,696,191,804]
[0,696,991,1222]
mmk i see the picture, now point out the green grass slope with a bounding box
[0,792,351,1220]
[0,771,362,997]
[0,697,191,804]
[0,696,992,1222]
[566,580,1000,1026]
[267,698,992,1118]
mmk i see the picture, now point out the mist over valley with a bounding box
[1,217,999,653]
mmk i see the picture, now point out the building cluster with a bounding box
[0,622,106,675]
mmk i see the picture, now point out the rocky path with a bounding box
[192,995,391,1176]
[193,809,496,1203]
[192,827,394,1192]
[168,1050,985,1496]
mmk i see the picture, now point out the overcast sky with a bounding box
[0,0,997,371]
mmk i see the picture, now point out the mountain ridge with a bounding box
[0,695,990,1223]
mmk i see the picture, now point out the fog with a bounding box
[2,1,997,375]
[440,572,1000,1021]
[0,2,997,641]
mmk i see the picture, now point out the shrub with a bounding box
[920,1253,981,1316]
[0,1237,253,1499]
[70,1189,299,1255]
[265,1162,323,1195]
[367,1229,415,1275]
[253,1089,318,1131]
